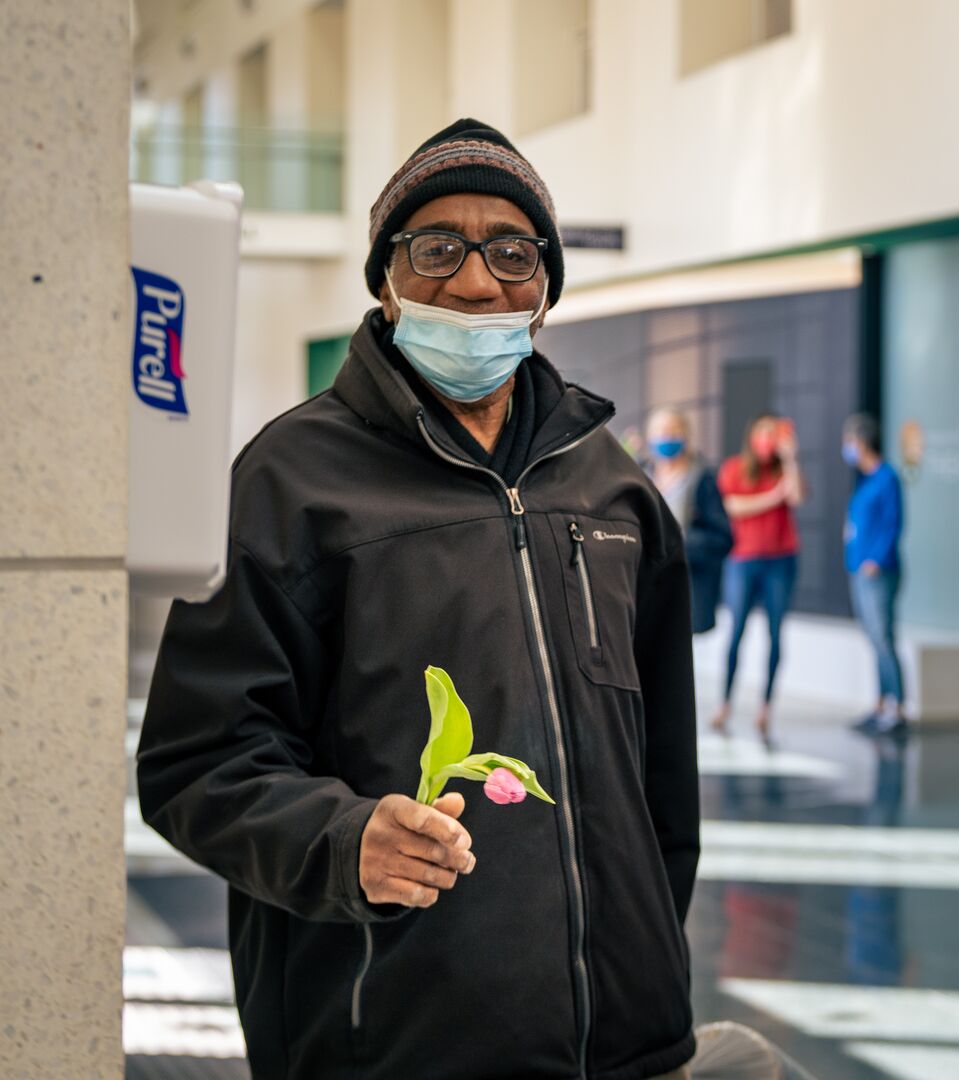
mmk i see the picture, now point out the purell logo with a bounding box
[131,267,188,415]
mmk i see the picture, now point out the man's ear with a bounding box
[379,279,396,323]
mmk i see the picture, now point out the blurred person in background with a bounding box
[646,407,732,634]
[713,414,805,744]
[843,412,908,736]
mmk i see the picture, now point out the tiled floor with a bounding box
[688,690,959,1079]
[124,690,959,1079]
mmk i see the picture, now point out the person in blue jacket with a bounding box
[843,413,908,735]
[647,408,733,634]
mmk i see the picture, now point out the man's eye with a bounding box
[490,241,535,266]
[414,237,461,262]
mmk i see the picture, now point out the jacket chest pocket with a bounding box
[548,513,643,692]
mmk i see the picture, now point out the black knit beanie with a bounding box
[365,118,564,307]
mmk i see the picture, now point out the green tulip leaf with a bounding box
[417,666,474,804]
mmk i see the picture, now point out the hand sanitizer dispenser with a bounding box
[128,180,243,600]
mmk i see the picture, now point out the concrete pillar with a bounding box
[0,2,131,1078]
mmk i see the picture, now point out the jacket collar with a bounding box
[333,308,615,466]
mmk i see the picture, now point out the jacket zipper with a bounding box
[416,413,598,1079]
[351,924,373,1031]
[569,523,601,659]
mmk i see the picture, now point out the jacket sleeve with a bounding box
[136,536,406,925]
[634,511,701,926]
[862,468,904,568]
[684,470,733,570]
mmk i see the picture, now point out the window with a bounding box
[180,83,204,184]
[679,0,792,77]
[514,0,590,136]
[238,42,268,207]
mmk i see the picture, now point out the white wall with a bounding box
[695,610,959,723]
[524,0,959,285]
[231,260,319,456]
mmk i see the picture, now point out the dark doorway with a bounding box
[722,359,773,457]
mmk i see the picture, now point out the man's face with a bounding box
[379,193,549,333]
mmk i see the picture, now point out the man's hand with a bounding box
[861,560,881,578]
[359,792,475,909]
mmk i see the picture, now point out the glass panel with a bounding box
[883,238,959,631]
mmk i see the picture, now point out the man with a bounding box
[842,412,908,736]
[138,119,699,1080]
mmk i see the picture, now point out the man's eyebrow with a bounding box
[414,220,461,233]
[412,220,536,238]
[484,221,535,238]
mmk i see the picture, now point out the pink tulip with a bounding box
[484,768,527,805]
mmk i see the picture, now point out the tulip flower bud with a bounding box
[484,767,527,805]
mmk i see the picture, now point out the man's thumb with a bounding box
[432,791,466,819]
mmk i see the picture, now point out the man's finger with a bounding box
[396,831,475,873]
[391,797,471,851]
[381,877,439,909]
[391,855,459,891]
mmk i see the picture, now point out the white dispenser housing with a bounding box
[128,180,243,600]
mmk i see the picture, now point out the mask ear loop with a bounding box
[383,266,404,317]
[530,274,550,327]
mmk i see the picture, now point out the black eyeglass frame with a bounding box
[389,229,548,282]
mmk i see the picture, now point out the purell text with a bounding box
[131,266,188,415]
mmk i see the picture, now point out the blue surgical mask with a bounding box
[651,438,685,459]
[842,441,860,467]
[385,269,548,403]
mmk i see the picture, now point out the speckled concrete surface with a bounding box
[0,0,130,560]
[0,571,128,1078]
[0,2,130,1077]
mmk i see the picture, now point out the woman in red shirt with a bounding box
[712,414,805,743]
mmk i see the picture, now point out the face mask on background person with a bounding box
[385,268,548,403]
[842,440,861,467]
[651,438,686,460]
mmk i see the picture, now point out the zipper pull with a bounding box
[569,522,584,565]
[507,487,527,551]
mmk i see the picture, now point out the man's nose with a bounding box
[447,249,502,301]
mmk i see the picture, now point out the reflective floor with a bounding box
[689,691,959,1079]
[124,690,959,1079]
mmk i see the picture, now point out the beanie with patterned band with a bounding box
[365,117,564,309]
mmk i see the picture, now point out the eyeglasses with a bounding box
[389,229,548,283]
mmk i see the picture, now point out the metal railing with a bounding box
[130,124,343,214]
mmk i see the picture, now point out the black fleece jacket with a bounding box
[137,309,700,1080]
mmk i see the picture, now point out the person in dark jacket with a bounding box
[646,407,733,634]
[137,119,700,1080]
[842,412,908,736]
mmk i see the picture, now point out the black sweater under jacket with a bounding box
[137,310,701,1080]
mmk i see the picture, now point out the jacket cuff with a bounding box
[332,799,410,924]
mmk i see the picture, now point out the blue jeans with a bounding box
[849,568,904,704]
[723,555,798,703]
